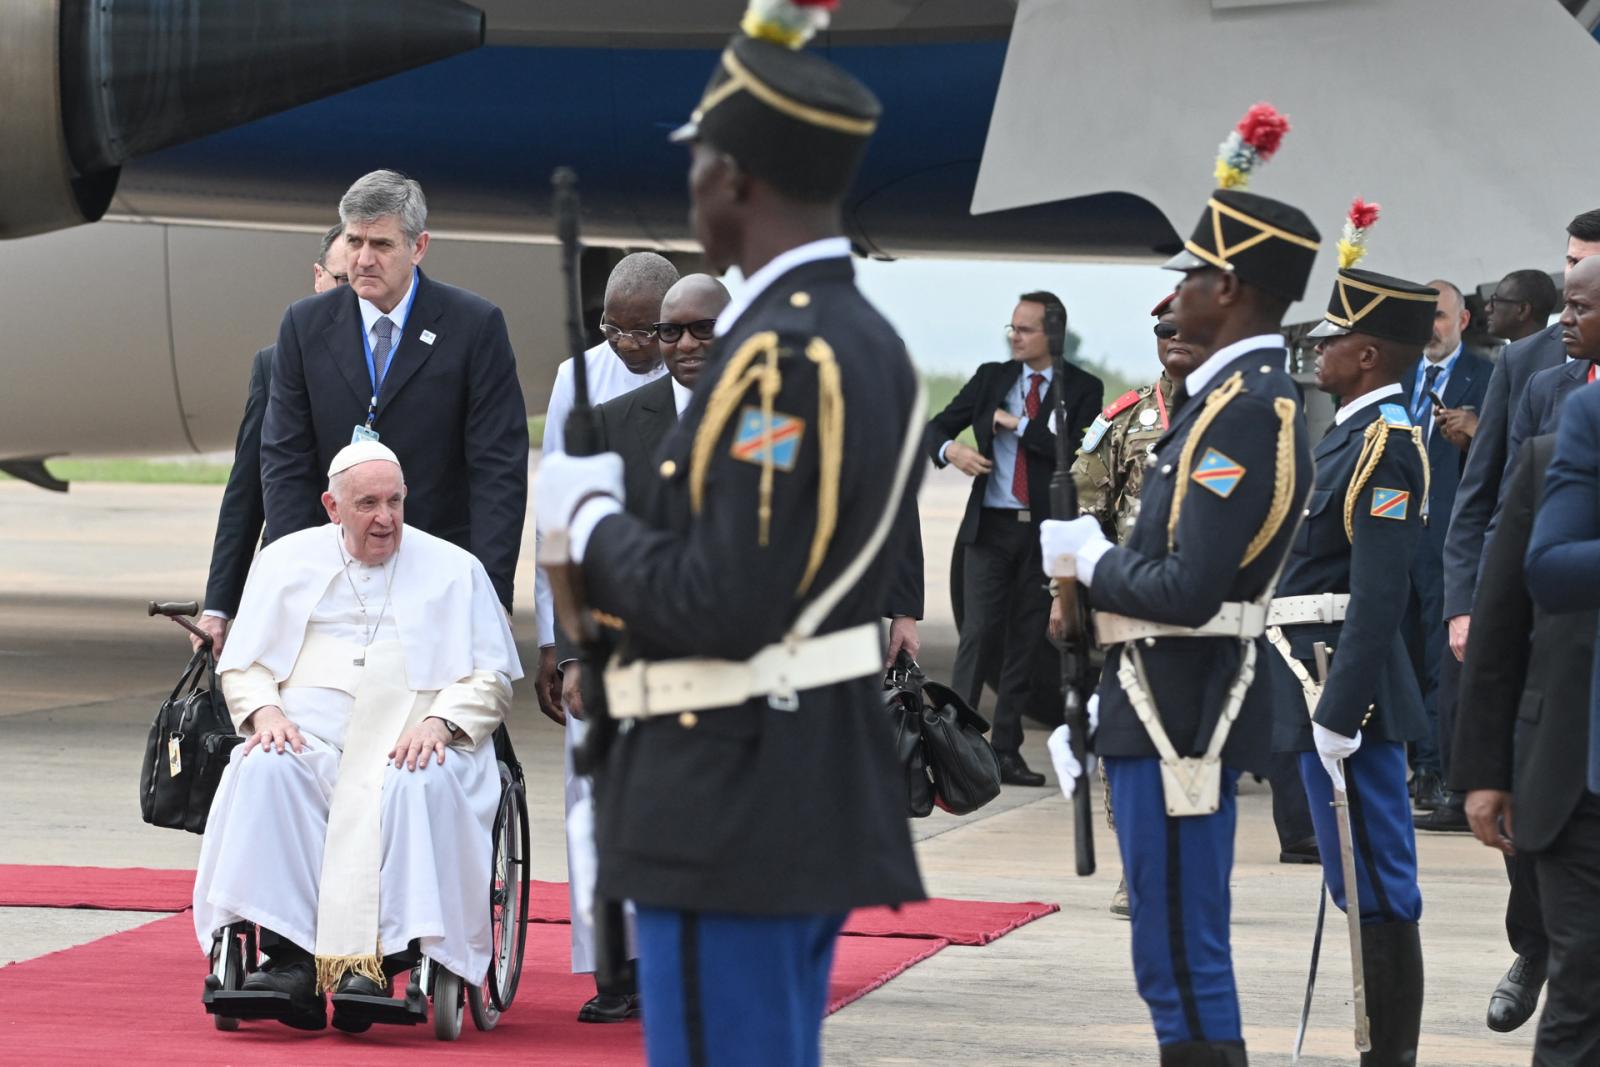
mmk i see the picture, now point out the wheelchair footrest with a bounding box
[329,991,427,1027]
[205,987,327,1030]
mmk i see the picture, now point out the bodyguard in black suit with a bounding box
[194,224,350,654]
[1459,433,1600,1061]
[926,293,1103,783]
[261,171,528,608]
[533,35,924,1065]
[1040,188,1318,1064]
[1271,265,1437,1065]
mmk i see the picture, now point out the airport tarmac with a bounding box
[0,466,1535,1064]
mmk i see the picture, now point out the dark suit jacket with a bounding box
[1525,383,1600,794]
[586,254,925,915]
[925,360,1104,544]
[202,345,273,616]
[1088,347,1313,774]
[1273,399,1428,747]
[1454,434,1594,853]
[1442,323,1565,618]
[260,270,529,606]
[1402,348,1490,557]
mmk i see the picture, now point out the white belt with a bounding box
[603,622,882,719]
[1266,593,1350,626]
[1095,601,1267,646]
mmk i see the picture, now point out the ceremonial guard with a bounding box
[535,2,926,1063]
[1269,201,1431,1065]
[1039,104,1315,1066]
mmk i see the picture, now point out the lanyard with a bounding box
[1154,383,1170,430]
[360,273,416,426]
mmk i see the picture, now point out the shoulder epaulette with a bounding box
[1102,389,1144,420]
[1379,402,1411,429]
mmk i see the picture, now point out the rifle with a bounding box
[1049,350,1096,877]
[537,166,630,993]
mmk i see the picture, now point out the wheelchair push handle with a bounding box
[148,600,211,649]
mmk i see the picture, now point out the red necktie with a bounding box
[1589,362,1596,384]
[1012,372,1045,506]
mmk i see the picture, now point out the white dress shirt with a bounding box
[715,236,852,339]
[1334,382,1404,426]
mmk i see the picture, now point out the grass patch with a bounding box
[32,459,234,485]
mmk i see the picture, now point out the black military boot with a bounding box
[1360,921,1423,1066]
[1158,1039,1248,1065]
[578,958,641,1023]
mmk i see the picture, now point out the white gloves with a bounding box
[535,452,625,561]
[1047,694,1100,797]
[1039,515,1113,586]
[1312,722,1362,792]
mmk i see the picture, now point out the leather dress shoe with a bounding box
[578,992,641,1023]
[241,957,326,1030]
[1411,771,1447,811]
[331,971,389,1034]
[1413,798,1470,833]
[1279,835,1321,864]
[1487,954,1547,1033]
[997,753,1046,787]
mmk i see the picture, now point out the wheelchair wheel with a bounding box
[485,760,531,1014]
[209,929,244,1031]
[467,981,498,1032]
[432,966,464,1041]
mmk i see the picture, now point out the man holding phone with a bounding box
[1401,280,1490,826]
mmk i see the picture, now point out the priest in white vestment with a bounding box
[193,441,522,1029]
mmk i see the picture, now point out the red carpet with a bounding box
[0,913,949,1063]
[0,865,1059,947]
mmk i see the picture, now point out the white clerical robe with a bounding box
[193,524,521,988]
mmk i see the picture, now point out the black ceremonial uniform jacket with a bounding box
[1088,338,1312,775]
[584,249,927,916]
[1270,391,1428,750]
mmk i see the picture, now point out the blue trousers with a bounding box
[1299,740,1423,924]
[634,906,846,1067]
[1105,756,1243,1047]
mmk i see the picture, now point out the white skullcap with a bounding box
[327,440,401,478]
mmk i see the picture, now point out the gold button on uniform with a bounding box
[678,711,698,728]
[660,459,677,478]
[789,291,811,308]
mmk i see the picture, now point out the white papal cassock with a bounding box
[193,523,522,988]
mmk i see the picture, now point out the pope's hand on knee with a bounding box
[390,717,454,771]
[241,706,306,755]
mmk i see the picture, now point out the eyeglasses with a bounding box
[331,273,349,286]
[653,319,717,344]
[599,320,656,347]
[1153,322,1179,339]
[1003,325,1042,338]
[1485,295,1527,310]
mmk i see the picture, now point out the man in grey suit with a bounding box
[192,223,348,655]
[1439,208,1600,1033]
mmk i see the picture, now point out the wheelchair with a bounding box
[202,724,531,1040]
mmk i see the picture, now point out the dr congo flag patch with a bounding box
[1370,487,1409,520]
[731,406,805,471]
[1191,448,1245,498]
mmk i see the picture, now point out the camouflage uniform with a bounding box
[1069,372,1174,842]
[1071,373,1176,541]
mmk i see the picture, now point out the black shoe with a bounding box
[1360,921,1423,1066]
[1486,954,1546,1033]
[330,972,389,1034]
[578,992,641,1023]
[1158,1039,1248,1065]
[997,752,1046,787]
[1412,771,1447,811]
[1414,798,1470,833]
[240,958,326,1030]
[1279,835,1321,864]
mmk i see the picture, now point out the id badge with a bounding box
[351,424,381,444]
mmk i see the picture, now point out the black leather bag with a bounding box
[882,660,935,818]
[139,647,241,834]
[919,680,1002,816]
[882,657,1001,818]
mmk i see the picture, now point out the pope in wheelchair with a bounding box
[192,441,523,1033]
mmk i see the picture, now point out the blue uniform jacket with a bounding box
[1088,344,1312,774]
[1271,399,1429,749]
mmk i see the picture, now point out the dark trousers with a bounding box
[1507,848,1549,962]
[951,509,1049,755]
[635,906,846,1067]
[1437,640,1460,778]
[1403,545,1444,774]
[1533,792,1600,1065]
[1267,751,1314,849]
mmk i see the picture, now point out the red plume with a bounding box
[1348,197,1381,230]
[1235,103,1290,161]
